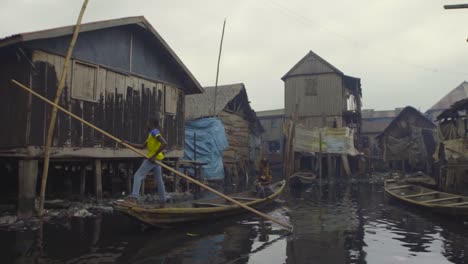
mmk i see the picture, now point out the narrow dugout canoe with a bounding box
[384,179,468,216]
[114,180,286,227]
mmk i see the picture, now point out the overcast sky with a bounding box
[1,0,467,112]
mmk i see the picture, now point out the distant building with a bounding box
[360,108,403,157]
[377,106,436,173]
[257,109,284,165]
[426,81,468,122]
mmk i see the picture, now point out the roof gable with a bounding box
[427,81,468,112]
[0,16,203,94]
[185,83,245,120]
[282,50,343,80]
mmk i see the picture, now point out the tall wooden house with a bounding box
[282,51,363,178]
[0,16,203,218]
[282,51,362,131]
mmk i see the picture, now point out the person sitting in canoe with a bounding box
[255,158,273,198]
[121,117,167,207]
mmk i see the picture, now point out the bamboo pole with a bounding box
[213,18,226,116]
[11,79,293,230]
[38,0,89,217]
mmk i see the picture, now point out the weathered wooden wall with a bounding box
[220,111,250,165]
[0,48,31,148]
[0,50,185,157]
[284,73,345,129]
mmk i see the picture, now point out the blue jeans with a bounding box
[131,159,166,203]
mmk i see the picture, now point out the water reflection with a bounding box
[2,183,468,263]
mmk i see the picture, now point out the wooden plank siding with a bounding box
[0,48,30,148]
[10,50,186,157]
[284,73,345,125]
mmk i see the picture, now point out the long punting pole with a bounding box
[444,4,468,9]
[38,0,89,217]
[212,19,226,115]
[10,79,293,230]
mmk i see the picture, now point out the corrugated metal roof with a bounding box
[361,108,403,119]
[282,50,343,80]
[257,109,284,117]
[361,120,392,134]
[185,83,245,120]
[0,16,204,94]
[427,81,468,112]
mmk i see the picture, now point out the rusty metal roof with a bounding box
[0,16,204,94]
[427,81,468,112]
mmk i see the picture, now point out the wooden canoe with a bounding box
[384,179,468,216]
[114,180,286,227]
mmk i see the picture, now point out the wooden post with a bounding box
[94,159,102,203]
[18,160,38,219]
[79,164,86,197]
[173,158,181,192]
[327,154,333,179]
[126,164,132,195]
[184,167,189,192]
[38,0,89,217]
[318,129,323,184]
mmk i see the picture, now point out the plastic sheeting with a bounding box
[184,117,229,180]
[293,126,360,156]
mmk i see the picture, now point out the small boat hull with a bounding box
[289,172,317,189]
[384,179,468,216]
[115,181,286,227]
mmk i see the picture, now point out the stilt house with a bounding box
[0,16,203,218]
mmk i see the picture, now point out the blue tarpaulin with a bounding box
[184,118,229,180]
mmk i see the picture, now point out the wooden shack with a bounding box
[434,98,468,195]
[377,106,436,174]
[0,16,203,218]
[185,83,263,190]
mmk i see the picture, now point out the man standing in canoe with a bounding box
[122,117,167,207]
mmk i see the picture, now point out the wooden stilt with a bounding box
[18,160,38,219]
[327,154,333,179]
[173,158,180,192]
[94,159,102,203]
[184,167,189,192]
[126,164,132,195]
[79,164,86,197]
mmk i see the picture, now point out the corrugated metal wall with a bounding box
[284,73,345,117]
[26,51,185,152]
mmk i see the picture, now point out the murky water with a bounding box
[2,183,468,264]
